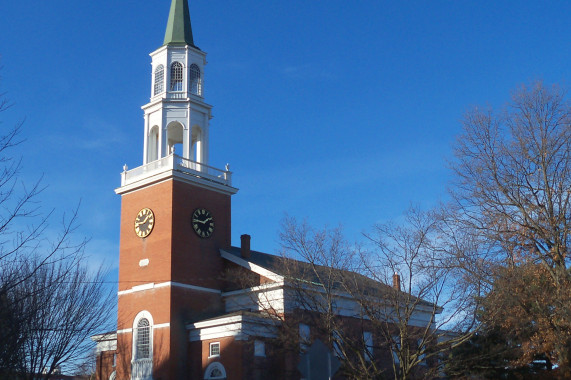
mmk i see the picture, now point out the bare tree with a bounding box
[9,256,114,380]
[233,211,479,380]
[447,81,571,372]
[358,207,480,380]
[0,76,115,379]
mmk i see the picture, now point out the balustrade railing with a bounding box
[168,91,185,99]
[121,154,232,187]
[131,358,152,380]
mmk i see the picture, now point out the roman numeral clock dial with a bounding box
[192,208,214,238]
[134,208,155,238]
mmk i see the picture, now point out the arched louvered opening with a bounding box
[189,64,202,95]
[170,62,183,91]
[153,65,164,95]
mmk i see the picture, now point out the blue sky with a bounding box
[1,1,571,281]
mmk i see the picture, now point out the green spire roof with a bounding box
[163,0,197,48]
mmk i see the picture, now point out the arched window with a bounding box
[189,64,201,95]
[135,318,150,359]
[170,62,183,91]
[154,65,164,95]
[131,311,153,380]
[109,371,116,380]
[204,362,227,380]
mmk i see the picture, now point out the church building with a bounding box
[92,1,439,379]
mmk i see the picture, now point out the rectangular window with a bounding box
[333,330,343,358]
[363,331,373,361]
[417,339,426,365]
[209,342,220,357]
[299,324,310,352]
[254,340,265,357]
[392,335,401,365]
[112,353,116,367]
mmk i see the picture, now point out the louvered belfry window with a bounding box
[154,65,164,95]
[170,62,183,91]
[189,64,201,95]
[136,318,150,359]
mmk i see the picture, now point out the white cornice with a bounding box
[142,97,213,113]
[187,314,278,341]
[115,170,238,196]
[220,249,283,282]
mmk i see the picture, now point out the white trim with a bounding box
[220,249,284,282]
[222,281,284,297]
[170,281,221,294]
[118,281,221,296]
[117,323,170,334]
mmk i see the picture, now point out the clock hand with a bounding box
[136,214,150,226]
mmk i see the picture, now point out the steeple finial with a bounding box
[163,0,197,48]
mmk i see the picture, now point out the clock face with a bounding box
[192,208,214,238]
[134,208,155,238]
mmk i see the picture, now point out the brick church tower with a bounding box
[113,0,238,378]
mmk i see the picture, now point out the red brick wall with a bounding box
[116,177,232,379]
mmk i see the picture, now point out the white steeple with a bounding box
[117,0,236,196]
[141,0,212,166]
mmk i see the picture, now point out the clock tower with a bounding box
[114,1,238,379]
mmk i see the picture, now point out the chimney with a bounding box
[240,234,251,259]
[393,272,401,291]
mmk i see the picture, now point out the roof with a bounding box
[163,0,197,48]
[223,246,419,302]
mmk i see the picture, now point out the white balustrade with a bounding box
[121,154,232,187]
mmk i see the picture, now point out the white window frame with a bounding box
[209,342,221,358]
[132,311,154,361]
